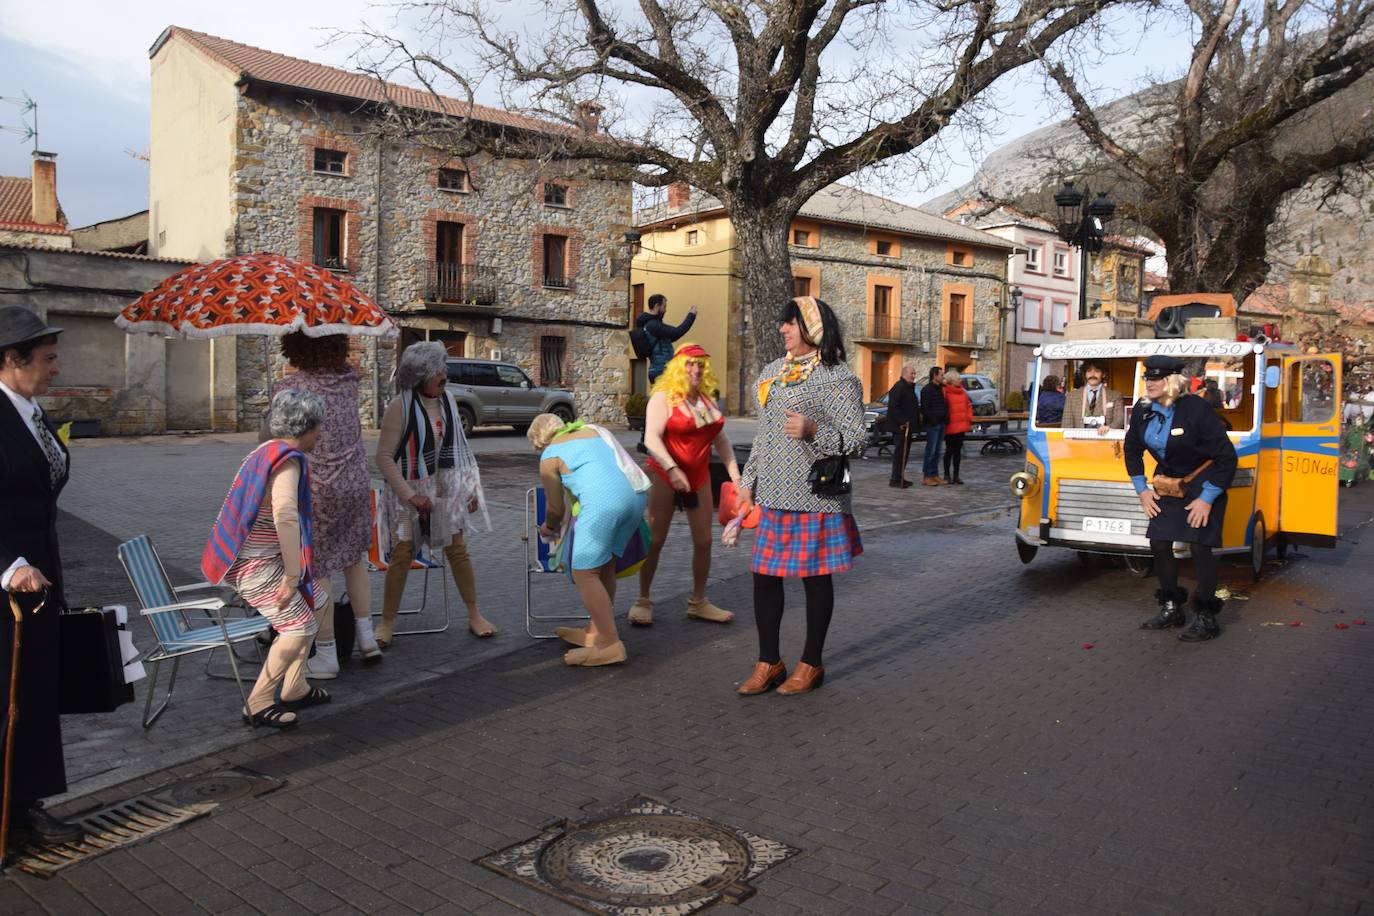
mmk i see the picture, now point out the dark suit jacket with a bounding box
[1124,393,1237,495]
[1062,385,1126,430]
[885,378,919,430]
[0,391,71,805]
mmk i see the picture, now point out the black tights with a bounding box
[1152,539,1218,600]
[753,573,834,667]
[943,433,965,479]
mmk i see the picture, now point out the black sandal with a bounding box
[280,686,331,711]
[242,704,298,729]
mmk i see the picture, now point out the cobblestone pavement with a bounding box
[49,422,1019,802]
[4,424,1371,914]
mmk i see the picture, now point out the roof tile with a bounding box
[166,27,567,135]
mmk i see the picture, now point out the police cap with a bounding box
[1142,355,1187,380]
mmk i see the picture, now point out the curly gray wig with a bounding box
[396,341,449,392]
[268,389,325,439]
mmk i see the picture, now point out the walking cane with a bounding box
[900,423,911,484]
[2,593,24,867]
[1,588,42,868]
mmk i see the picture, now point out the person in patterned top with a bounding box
[735,296,866,697]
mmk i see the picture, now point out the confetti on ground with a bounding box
[1336,623,1350,630]
[1261,622,1286,627]
[1289,621,1304,627]
[1356,620,1367,626]
[1081,643,1095,650]
[1214,587,1251,601]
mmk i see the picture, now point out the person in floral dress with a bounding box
[273,333,380,675]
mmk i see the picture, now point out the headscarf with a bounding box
[759,297,824,407]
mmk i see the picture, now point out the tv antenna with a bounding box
[0,93,38,151]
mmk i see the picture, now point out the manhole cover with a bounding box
[478,796,797,914]
[7,769,281,878]
[162,773,261,805]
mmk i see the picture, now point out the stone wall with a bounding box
[228,89,633,430]
[0,245,196,435]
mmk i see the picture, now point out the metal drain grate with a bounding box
[478,796,798,914]
[9,770,281,878]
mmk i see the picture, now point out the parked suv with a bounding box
[961,373,1000,416]
[445,358,576,435]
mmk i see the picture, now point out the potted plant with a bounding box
[624,392,648,431]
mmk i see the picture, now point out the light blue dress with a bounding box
[542,436,647,569]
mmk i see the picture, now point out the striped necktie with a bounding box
[1087,388,1098,413]
[32,406,65,487]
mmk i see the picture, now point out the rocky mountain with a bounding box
[922,88,1374,306]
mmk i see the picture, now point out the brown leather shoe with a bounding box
[922,477,940,486]
[737,660,787,696]
[776,661,825,696]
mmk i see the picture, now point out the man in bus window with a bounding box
[1063,360,1125,435]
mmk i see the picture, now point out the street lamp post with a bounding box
[623,229,642,392]
[1053,180,1115,321]
[1005,286,1023,410]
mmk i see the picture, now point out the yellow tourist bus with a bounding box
[1010,338,1341,579]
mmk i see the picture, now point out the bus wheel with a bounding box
[1250,515,1267,582]
[1122,554,1153,578]
[1016,539,1038,564]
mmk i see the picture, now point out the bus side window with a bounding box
[1263,372,1280,424]
[1300,360,1336,423]
[1287,363,1304,422]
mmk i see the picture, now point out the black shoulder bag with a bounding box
[807,433,852,497]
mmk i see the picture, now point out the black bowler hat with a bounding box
[0,305,62,351]
[1142,354,1186,379]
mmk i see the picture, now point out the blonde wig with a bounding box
[1152,374,1190,407]
[527,412,566,451]
[651,347,722,406]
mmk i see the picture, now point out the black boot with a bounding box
[1179,595,1223,642]
[1140,588,1188,629]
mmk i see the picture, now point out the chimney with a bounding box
[667,180,691,210]
[574,100,604,133]
[31,151,59,227]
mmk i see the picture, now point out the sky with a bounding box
[0,1,1194,229]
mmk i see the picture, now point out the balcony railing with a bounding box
[426,262,496,305]
[852,314,906,341]
[542,274,574,291]
[940,320,979,346]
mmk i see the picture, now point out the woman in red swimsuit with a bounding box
[631,344,741,626]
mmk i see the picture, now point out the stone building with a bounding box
[0,152,73,250]
[944,202,1079,400]
[1087,236,1151,319]
[634,183,1013,410]
[0,243,197,435]
[147,26,634,429]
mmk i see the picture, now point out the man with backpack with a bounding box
[632,295,698,385]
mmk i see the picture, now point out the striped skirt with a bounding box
[225,555,319,636]
[751,507,863,578]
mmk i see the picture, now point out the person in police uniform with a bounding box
[1123,354,1238,641]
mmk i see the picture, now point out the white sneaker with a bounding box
[305,639,339,679]
[355,619,383,664]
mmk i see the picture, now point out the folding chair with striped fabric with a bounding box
[117,535,272,728]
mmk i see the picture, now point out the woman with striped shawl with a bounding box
[202,389,329,729]
[375,342,492,648]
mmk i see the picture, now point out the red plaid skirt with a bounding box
[751,507,863,578]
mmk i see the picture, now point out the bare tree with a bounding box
[357,0,1130,381]
[1049,0,1374,302]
